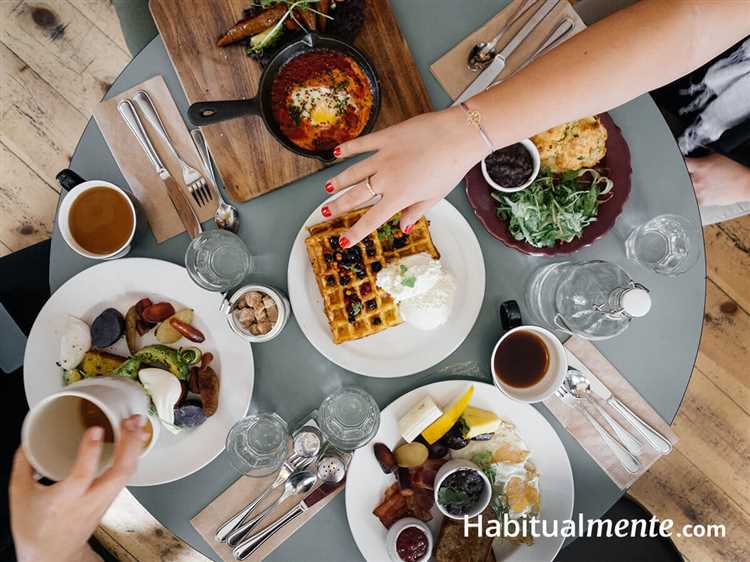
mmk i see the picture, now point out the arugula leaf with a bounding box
[492,168,614,248]
[471,451,496,486]
[438,487,472,508]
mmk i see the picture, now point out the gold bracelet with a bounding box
[460,102,495,154]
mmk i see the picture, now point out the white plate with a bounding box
[288,195,485,377]
[23,258,254,486]
[345,380,574,562]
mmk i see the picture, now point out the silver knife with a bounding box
[453,0,561,106]
[583,365,673,455]
[232,482,344,560]
[117,100,202,239]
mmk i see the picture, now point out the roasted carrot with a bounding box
[216,5,287,47]
[317,0,330,31]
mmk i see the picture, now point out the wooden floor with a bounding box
[2,1,748,561]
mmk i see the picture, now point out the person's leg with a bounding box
[113,0,158,56]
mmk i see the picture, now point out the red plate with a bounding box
[465,113,632,256]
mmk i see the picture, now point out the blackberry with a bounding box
[372,317,382,325]
[371,261,382,273]
[340,275,351,286]
[329,236,340,249]
[326,275,336,287]
[323,253,333,263]
[366,299,377,311]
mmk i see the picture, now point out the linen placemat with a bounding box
[430,0,585,101]
[543,337,678,489]
[191,475,345,562]
[93,75,218,243]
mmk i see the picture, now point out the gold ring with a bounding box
[364,176,377,198]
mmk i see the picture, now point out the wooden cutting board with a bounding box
[151,0,432,203]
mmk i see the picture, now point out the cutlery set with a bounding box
[117,91,235,238]
[217,447,348,560]
[455,0,572,106]
[555,368,672,474]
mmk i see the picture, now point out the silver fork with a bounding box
[132,90,212,206]
[555,383,642,474]
[214,453,313,543]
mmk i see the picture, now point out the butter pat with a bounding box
[398,396,443,442]
[461,406,501,439]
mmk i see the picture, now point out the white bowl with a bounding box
[481,139,540,193]
[385,517,433,562]
[433,459,492,520]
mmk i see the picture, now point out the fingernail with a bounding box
[339,236,350,249]
[135,414,147,428]
[333,147,342,158]
[321,206,331,218]
[403,224,414,234]
[324,182,334,193]
[89,427,104,442]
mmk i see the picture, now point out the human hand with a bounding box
[10,415,149,562]
[686,153,750,207]
[322,107,489,247]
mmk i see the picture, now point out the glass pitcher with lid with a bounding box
[525,260,651,340]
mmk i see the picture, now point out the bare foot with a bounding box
[685,153,750,207]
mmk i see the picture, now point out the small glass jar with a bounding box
[225,413,290,478]
[220,284,291,343]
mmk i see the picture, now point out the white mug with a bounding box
[22,377,150,481]
[57,180,137,260]
[490,325,567,403]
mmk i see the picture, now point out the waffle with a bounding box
[305,208,440,344]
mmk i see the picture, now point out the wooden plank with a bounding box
[0,42,86,186]
[98,490,210,562]
[696,279,750,415]
[66,0,130,53]
[705,215,750,313]
[150,0,432,203]
[0,242,12,257]
[629,448,750,562]
[0,0,130,116]
[0,142,58,251]
[671,367,750,511]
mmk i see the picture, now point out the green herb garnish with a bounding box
[378,222,394,242]
[438,487,472,509]
[492,168,613,248]
[401,276,416,288]
[471,451,496,487]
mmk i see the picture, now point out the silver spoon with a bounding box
[567,369,642,456]
[190,128,240,233]
[468,0,536,70]
[226,470,317,547]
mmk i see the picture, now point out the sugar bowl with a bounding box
[221,284,291,343]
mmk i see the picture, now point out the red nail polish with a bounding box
[403,224,414,234]
[333,147,342,158]
[322,206,331,218]
[339,236,350,249]
[324,182,334,193]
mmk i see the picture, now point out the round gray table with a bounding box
[50,1,705,560]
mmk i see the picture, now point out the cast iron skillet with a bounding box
[188,33,381,163]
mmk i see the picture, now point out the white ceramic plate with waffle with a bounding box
[288,191,485,377]
[23,258,254,486]
[346,380,574,562]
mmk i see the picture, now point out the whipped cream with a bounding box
[376,253,456,330]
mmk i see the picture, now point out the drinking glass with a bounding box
[625,214,701,277]
[316,387,380,451]
[185,229,253,291]
[225,413,290,478]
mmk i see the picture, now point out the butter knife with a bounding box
[117,99,202,239]
[232,482,344,561]
[452,0,561,106]
[584,369,673,455]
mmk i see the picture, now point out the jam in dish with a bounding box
[396,526,429,562]
[484,143,534,187]
[271,49,373,151]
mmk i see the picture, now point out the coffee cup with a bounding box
[56,169,137,260]
[22,377,150,481]
[490,300,567,403]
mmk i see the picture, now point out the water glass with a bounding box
[185,229,253,291]
[225,413,290,478]
[317,387,380,451]
[625,214,701,277]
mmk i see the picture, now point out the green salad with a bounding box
[492,168,614,248]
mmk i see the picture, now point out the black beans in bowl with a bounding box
[484,143,534,188]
